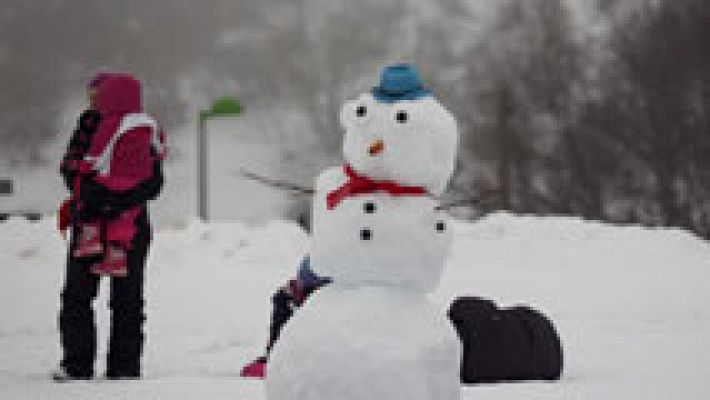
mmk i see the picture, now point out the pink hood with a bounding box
[88,73,157,191]
[96,73,142,116]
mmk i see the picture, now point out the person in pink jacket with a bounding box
[54,72,165,381]
[71,73,165,277]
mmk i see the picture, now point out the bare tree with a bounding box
[583,0,710,234]
[476,0,585,213]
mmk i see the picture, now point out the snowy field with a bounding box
[1,212,709,399]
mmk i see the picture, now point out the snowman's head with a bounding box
[340,64,458,196]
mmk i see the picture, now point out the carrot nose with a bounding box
[368,139,385,156]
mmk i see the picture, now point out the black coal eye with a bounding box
[356,105,368,118]
[396,110,408,123]
[436,221,446,232]
[363,202,376,214]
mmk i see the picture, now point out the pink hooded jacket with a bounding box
[87,74,164,192]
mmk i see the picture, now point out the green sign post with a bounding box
[198,97,243,220]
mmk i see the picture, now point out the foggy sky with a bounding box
[0,0,603,168]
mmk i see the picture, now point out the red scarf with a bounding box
[326,164,427,210]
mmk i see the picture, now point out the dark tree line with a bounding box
[585,0,710,236]
[0,0,707,236]
[443,0,709,239]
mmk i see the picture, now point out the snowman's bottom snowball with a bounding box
[266,286,461,400]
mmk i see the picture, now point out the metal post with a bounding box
[197,97,242,221]
[198,117,208,221]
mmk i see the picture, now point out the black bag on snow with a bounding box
[447,296,563,384]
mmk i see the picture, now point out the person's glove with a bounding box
[97,203,121,220]
[58,198,72,239]
[80,200,121,221]
[285,279,307,308]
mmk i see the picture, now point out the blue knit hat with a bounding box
[371,63,432,104]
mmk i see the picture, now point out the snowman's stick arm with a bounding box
[239,168,498,207]
[434,189,500,211]
[239,168,315,195]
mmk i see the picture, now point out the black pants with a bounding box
[265,287,297,355]
[59,216,151,377]
[264,279,328,356]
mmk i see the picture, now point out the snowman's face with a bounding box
[340,93,458,195]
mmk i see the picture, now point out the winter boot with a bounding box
[90,244,128,277]
[73,223,103,258]
[51,366,92,382]
[240,356,267,379]
[104,370,141,380]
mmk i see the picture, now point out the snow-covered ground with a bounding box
[1,212,709,399]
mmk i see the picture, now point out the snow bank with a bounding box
[0,212,708,399]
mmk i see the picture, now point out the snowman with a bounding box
[266,64,461,400]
